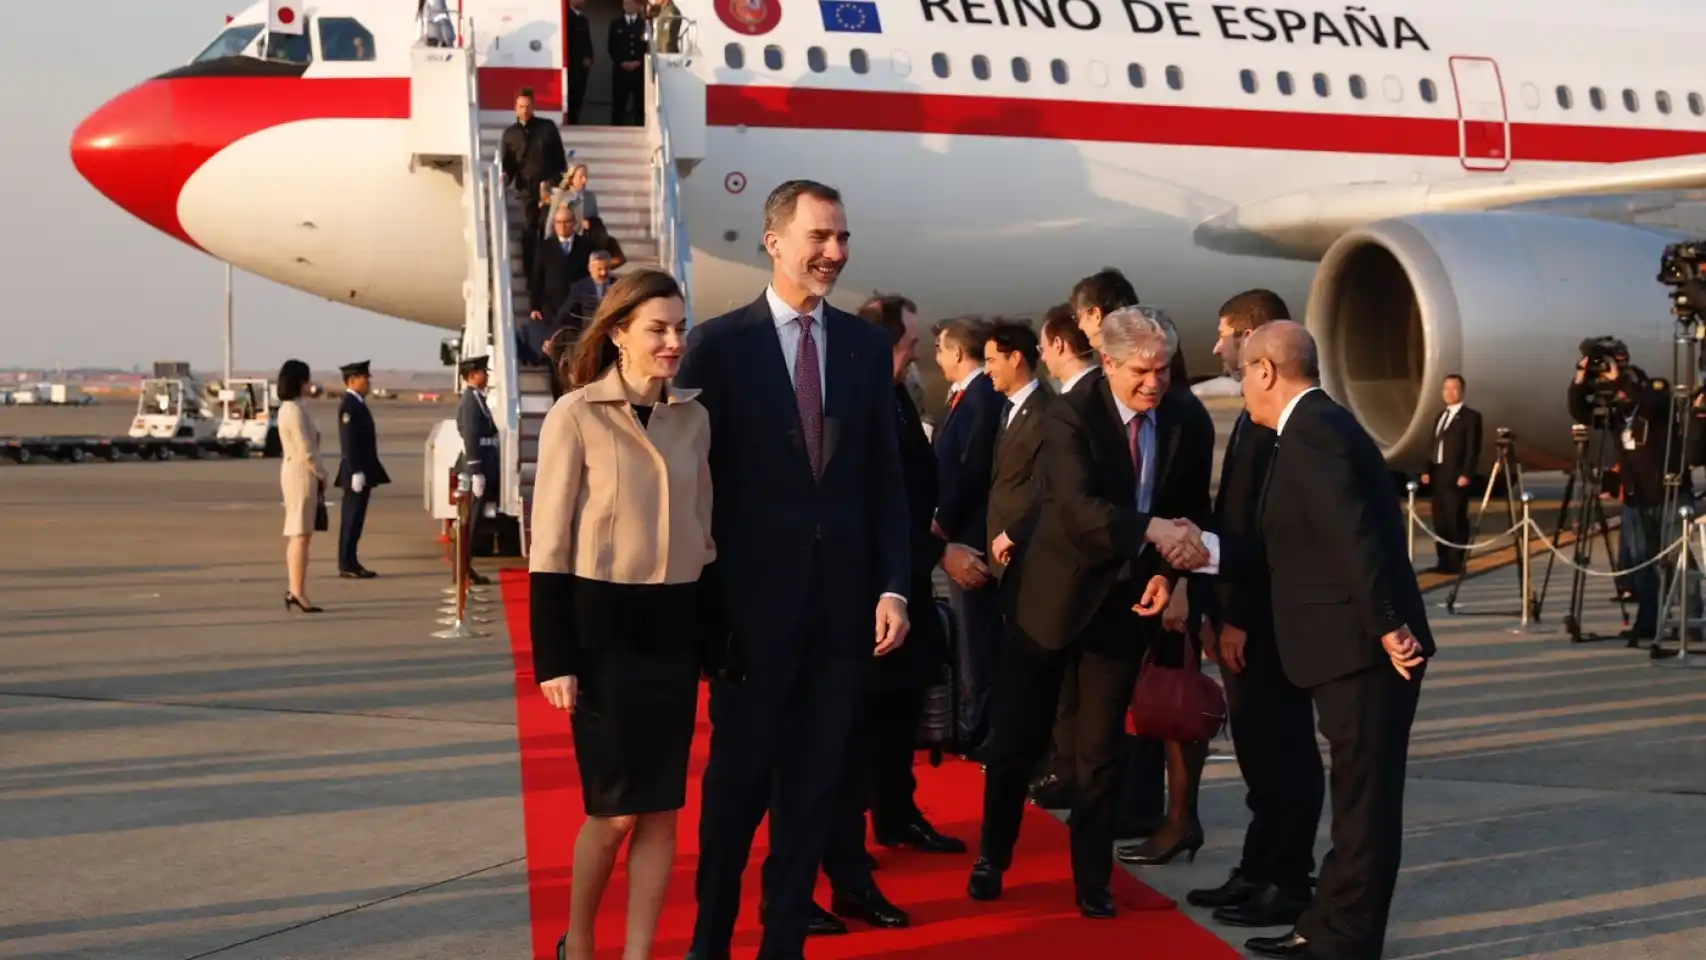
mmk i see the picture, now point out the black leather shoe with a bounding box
[805,902,847,936]
[1076,886,1116,919]
[1213,885,1310,928]
[467,570,492,586]
[1187,868,1263,908]
[831,886,909,928]
[967,857,1003,901]
[875,819,967,854]
[339,566,378,579]
[1245,930,1310,957]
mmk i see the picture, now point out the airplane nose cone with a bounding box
[71,81,199,248]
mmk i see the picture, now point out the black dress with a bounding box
[531,402,709,817]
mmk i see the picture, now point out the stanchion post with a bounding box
[1406,481,1418,563]
[1512,493,1534,632]
[433,476,484,639]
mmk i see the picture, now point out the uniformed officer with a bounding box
[335,360,389,578]
[457,355,499,586]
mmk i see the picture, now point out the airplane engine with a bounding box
[1306,212,1687,470]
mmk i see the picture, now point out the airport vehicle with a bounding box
[68,0,1706,541]
[215,378,281,456]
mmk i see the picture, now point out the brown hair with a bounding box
[764,179,843,235]
[1040,302,1090,355]
[858,293,917,345]
[1217,288,1291,334]
[565,269,684,388]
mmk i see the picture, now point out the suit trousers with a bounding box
[566,67,588,124]
[979,593,1145,891]
[612,67,645,125]
[692,551,863,960]
[1295,663,1424,960]
[517,184,543,272]
[1428,476,1471,572]
[949,580,1002,746]
[1223,635,1323,894]
[1047,674,1168,835]
[338,487,370,571]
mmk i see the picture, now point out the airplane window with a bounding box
[892,50,912,77]
[1623,88,1640,112]
[807,46,827,73]
[1691,93,1705,116]
[1589,87,1606,111]
[194,22,264,61]
[1128,63,1146,88]
[932,52,950,78]
[1419,78,1437,103]
[1239,70,1257,94]
[1012,57,1030,83]
[1089,60,1108,88]
[1275,71,1294,96]
[850,48,869,74]
[1383,75,1402,102]
[1313,73,1330,97]
[318,17,375,62]
[763,45,784,70]
[1165,65,1182,90]
[1051,59,1069,85]
[1349,74,1367,99]
[263,27,311,64]
[724,43,744,70]
[972,55,990,80]
[1556,85,1573,110]
[1657,90,1673,114]
[1521,83,1541,110]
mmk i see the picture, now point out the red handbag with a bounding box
[1127,633,1227,743]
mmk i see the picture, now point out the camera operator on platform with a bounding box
[1567,342,1697,643]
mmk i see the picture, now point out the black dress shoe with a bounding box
[875,819,967,854]
[1076,886,1116,919]
[339,566,378,579]
[967,857,1003,901]
[1186,868,1263,908]
[1245,930,1310,957]
[831,886,909,928]
[804,902,847,936]
[1213,885,1310,928]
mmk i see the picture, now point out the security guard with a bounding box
[334,360,389,578]
[457,356,499,586]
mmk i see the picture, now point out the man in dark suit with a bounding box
[565,0,594,124]
[982,319,1051,593]
[1193,321,1435,959]
[608,0,648,125]
[677,180,910,960]
[498,88,567,269]
[456,356,498,587]
[555,250,613,332]
[969,307,1213,918]
[530,204,591,325]
[931,316,1003,753]
[333,360,388,579]
[1422,374,1483,574]
[1184,290,1324,931]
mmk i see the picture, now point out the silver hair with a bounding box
[1100,305,1178,364]
[588,250,611,263]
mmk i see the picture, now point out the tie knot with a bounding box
[795,314,814,333]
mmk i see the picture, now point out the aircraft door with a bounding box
[1449,56,1510,171]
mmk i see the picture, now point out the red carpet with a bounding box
[499,570,1240,959]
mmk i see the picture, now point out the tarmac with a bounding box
[2,398,1703,959]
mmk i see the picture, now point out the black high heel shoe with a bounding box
[285,594,323,613]
[1115,822,1204,866]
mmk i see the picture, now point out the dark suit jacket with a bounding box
[1429,405,1483,483]
[499,116,567,188]
[890,382,948,686]
[566,9,594,71]
[932,372,1001,546]
[1255,390,1437,689]
[676,295,910,665]
[1207,410,1275,641]
[334,393,388,490]
[530,236,591,317]
[554,276,612,330]
[608,14,647,67]
[1015,378,1214,651]
[985,381,1052,579]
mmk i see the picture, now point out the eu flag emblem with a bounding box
[820,0,882,33]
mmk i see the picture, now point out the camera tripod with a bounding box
[1651,316,1706,655]
[1443,429,1529,616]
[1536,418,1628,642]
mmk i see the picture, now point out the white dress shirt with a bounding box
[766,285,827,390]
[1060,365,1096,395]
[1004,378,1040,427]
[1433,401,1462,464]
[1198,386,1321,574]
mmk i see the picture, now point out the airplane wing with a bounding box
[1194,153,1706,260]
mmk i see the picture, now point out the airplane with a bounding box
[68,0,1706,470]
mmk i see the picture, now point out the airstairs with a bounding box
[414,17,697,557]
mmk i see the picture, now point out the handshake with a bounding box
[1149,517,1214,572]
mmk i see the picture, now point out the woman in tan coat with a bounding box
[276,359,327,613]
[528,270,717,960]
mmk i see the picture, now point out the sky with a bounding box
[2,0,445,372]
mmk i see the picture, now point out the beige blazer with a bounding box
[528,366,714,585]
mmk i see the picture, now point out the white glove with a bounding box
[352,473,366,494]
[471,474,486,499]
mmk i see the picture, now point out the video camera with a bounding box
[1579,335,1630,383]
[1657,240,1706,323]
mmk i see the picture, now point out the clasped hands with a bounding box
[1149,517,1211,571]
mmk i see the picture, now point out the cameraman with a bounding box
[1568,349,1698,642]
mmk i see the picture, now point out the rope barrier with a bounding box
[1405,504,1687,579]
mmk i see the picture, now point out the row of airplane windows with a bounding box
[723,42,1706,119]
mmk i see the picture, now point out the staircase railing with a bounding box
[486,158,524,520]
[647,28,695,322]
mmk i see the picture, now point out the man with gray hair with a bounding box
[1182,321,1434,959]
[969,305,1214,918]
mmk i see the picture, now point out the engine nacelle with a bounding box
[1306,212,1687,470]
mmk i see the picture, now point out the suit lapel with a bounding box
[1151,393,1181,501]
[821,309,858,474]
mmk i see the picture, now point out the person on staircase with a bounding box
[500,88,568,271]
[334,360,388,579]
[565,0,594,124]
[608,0,649,126]
[531,203,591,332]
[457,356,499,587]
[583,217,626,271]
[557,250,614,337]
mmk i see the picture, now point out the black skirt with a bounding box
[562,577,701,817]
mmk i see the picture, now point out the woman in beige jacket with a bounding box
[528,269,717,960]
[276,359,327,612]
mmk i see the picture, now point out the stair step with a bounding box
[520,412,547,439]
[521,394,554,415]
[521,462,537,484]
[522,438,539,462]
[518,369,553,393]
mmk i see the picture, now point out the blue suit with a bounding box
[933,371,1003,744]
[334,392,388,572]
